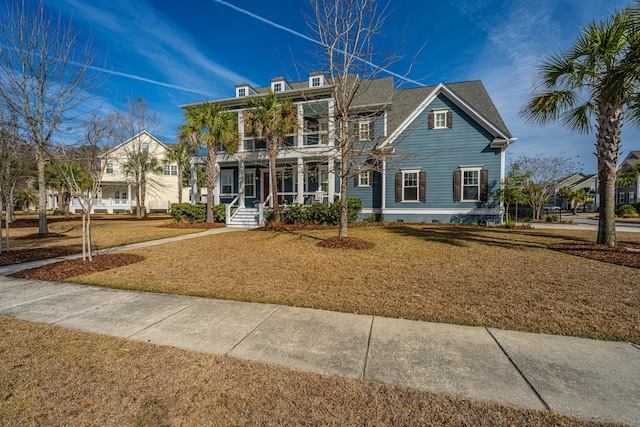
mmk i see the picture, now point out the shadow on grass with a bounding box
[384,225,591,251]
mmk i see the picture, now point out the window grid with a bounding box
[359,171,370,186]
[462,170,479,201]
[434,111,447,129]
[403,171,418,201]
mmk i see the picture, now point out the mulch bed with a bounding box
[15,233,67,240]
[0,248,75,266]
[162,221,226,229]
[549,241,640,269]
[9,253,145,282]
[317,236,375,250]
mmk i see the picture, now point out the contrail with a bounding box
[211,0,425,87]
[86,65,217,97]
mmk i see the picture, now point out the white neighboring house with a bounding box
[69,131,185,214]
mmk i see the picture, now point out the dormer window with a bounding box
[270,78,290,93]
[309,73,326,88]
[236,83,256,98]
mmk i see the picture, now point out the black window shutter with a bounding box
[354,175,359,187]
[447,111,453,128]
[453,170,461,202]
[419,171,426,202]
[480,169,489,201]
[369,124,374,140]
[428,113,434,129]
[369,170,374,185]
[395,172,402,202]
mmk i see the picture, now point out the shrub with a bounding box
[616,204,637,218]
[632,202,640,212]
[546,214,558,222]
[270,198,362,225]
[170,203,207,223]
[52,209,64,216]
[211,204,226,223]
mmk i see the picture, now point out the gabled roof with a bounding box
[101,130,167,158]
[620,150,640,170]
[378,81,513,149]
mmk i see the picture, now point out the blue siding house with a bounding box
[183,74,516,227]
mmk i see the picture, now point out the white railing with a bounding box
[225,193,242,225]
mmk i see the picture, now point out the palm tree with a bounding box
[180,103,238,223]
[244,92,298,224]
[522,9,640,247]
[165,138,193,204]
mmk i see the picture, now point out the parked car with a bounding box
[545,205,561,211]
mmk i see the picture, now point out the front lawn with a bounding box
[0,316,610,426]
[69,225,640,342]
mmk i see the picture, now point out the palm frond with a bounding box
[521,91,577,125]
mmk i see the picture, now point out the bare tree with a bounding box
[0,109,36,251]
[510,154,580,221]
[306,0,403,237]
[117,97,162,218]
[0,0,104,234]
[57,111,120,261]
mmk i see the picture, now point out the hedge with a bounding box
[270,198,362,225]
[170,203,226,223]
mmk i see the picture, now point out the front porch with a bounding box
[192,156,341,227]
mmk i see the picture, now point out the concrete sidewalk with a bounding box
[0,228,638,425]
[1,279,638,425]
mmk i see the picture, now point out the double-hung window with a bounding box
[358,171,370,187]
[244,172,255,198]
[163,164,177,176]
[359,122,371,140]
[221,170,233,194]
[462,169,480,201]
[105,162,113,174]
[273,83,282,92]
[434,111,447,129]
[141,142,149,153]
[311,76,321,87]
[403,170,419,202]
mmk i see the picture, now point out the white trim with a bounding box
[401,169,420,202]
[378,83,511,149]
[383,208,502,215]
[460,167,482,202]
[433,110,448,129]
[381,159,386,211]
[358,171,371,187]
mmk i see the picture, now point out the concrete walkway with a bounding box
[0,228,638,425]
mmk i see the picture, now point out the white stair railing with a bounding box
[225,193,241,225]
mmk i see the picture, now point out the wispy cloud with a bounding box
[59,0,248,96]
[210,0,425,86]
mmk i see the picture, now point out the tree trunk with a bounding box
[37,148,48,234]
[206,143,216,223]
[595,102,621,247]
[86,212,93,261]
[270,140,280,224]
[338,117,349,237]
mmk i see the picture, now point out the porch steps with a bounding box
[227,207,260,228]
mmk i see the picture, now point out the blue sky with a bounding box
[16,0,640,172]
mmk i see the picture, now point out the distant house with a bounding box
[553,172,598,211]
[184,74,516,227]
[69,131,185,214]
[616,150,640,205]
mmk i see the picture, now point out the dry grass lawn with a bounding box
[1,214,202,254]
[71,225,640,343]
[0,316,615,427]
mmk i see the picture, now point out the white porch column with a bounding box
[297,104,304,148]
[297,158,304,205]
[189,157,197,204]
[328,158,335,202]
[213,162,221,205]
[238,112,245,153]
[328,99,335,146]
[239,160,246,208]
[381,159,386,212]
[127,183,132,208]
